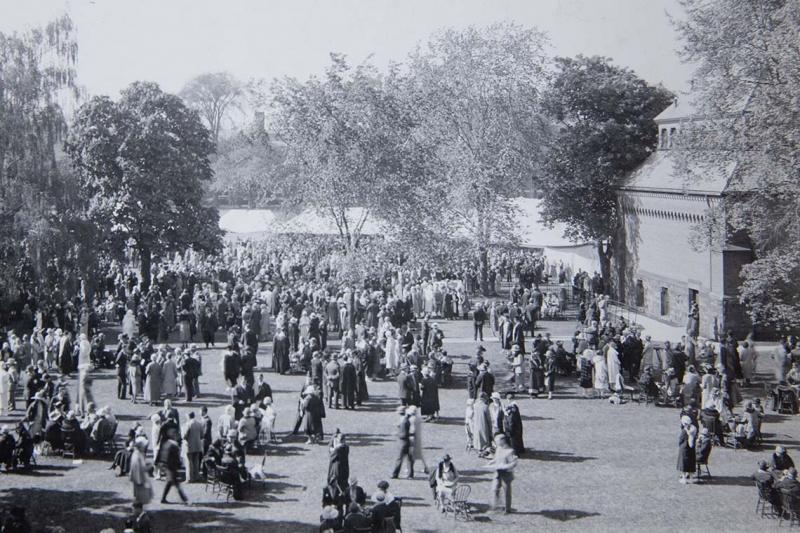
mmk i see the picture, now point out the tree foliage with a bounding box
[539,55,673,289]
[65,81,223,291]
[210,124,291,207]
[271,54,433,252]
[673,0,800,327]
[407,24,552,291]
[180,72,243,144]
[0,14,93,303]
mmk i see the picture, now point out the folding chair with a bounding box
[755,481,777,518]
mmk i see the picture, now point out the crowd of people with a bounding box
[0,231,791,531]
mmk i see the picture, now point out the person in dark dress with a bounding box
[503,401,525,455]
[327,431,350,508]
[677,415,697,484]
[272,329,291,375]
[420,369,440,421]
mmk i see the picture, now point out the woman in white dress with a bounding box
[592,351,609,399]
[605,342,621,391]
[423,283,435,316]
[385,329,398,372]
[739,340,758,385]
[122,309,137,339]
[299,310,310,342]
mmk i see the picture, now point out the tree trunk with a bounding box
[479,246,489,297]
[597,240,612,297]
[139,245,152,293]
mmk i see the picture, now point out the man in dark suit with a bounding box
[476,363,495,397]
[344,477,367,507]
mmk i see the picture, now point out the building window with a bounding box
[635,280,645,307]
[669,127,677,148]
[660,287,670,316]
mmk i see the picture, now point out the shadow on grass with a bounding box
[527,450,596,463]
[531,509,601,521]
[704,475,757,486]
[521,415,555,422]
[345,433,393,447]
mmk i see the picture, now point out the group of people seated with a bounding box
[319,479,402,533]
[753,446,799,514]
[0,422,34,471]
[42,402,117,456]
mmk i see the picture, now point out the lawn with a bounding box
[0,317,792,533]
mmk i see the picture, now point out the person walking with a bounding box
[485,434,518,514]
[391,406,415,479]
[159,425,190,505]
[327,430,350,503]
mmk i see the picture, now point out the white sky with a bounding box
[2,0,692,99]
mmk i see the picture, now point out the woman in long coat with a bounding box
[420,370,439,419]
[303,387,325,444]
[144,357,162,405]
[130,437,153,505]
[273,330,290,375]
[128,354,143,403]
[471,393,492,453]
[677,415,697,483]
[161,353,178,397]
[503,402,525,455]
[605,342,621,391]
[327,432,350,496]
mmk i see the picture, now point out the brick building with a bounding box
[613,102,754,338]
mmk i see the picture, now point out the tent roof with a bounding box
[219,198,590,248]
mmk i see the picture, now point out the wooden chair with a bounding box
[443,484,472,521]
[204,464,220,494]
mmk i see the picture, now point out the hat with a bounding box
[406,405,417,415]
[476,345,486,353]
[491,392,502,400]
[442,453,451,462]
[377,480,390,490]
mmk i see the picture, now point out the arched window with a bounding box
[669,127,677,148]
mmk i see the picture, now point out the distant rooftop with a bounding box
[655,97,699,123]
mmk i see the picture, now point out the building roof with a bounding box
[620,150,735,195]
[654,98,699,124]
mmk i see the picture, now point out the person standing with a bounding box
[325,356,341,410]
[391,406,415,479]
[485,435,518,514]
[473,304,487,342]
[327,430,350,503]
[182,411,204,483]
[677,415,697,484]
[115,346,128,400]
[340,355,357,410]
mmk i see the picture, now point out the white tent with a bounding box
[218,199,600,273]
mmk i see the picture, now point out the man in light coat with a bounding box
[182,411,204,483]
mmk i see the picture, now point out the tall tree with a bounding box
[180,72,243,144]
[539,55,673,294]
[673,0,800,329]
[408,23,552,294]
[211,123,290,207]
[0,14,89,303]
[66,81,223,292]
[271,54,432,252]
